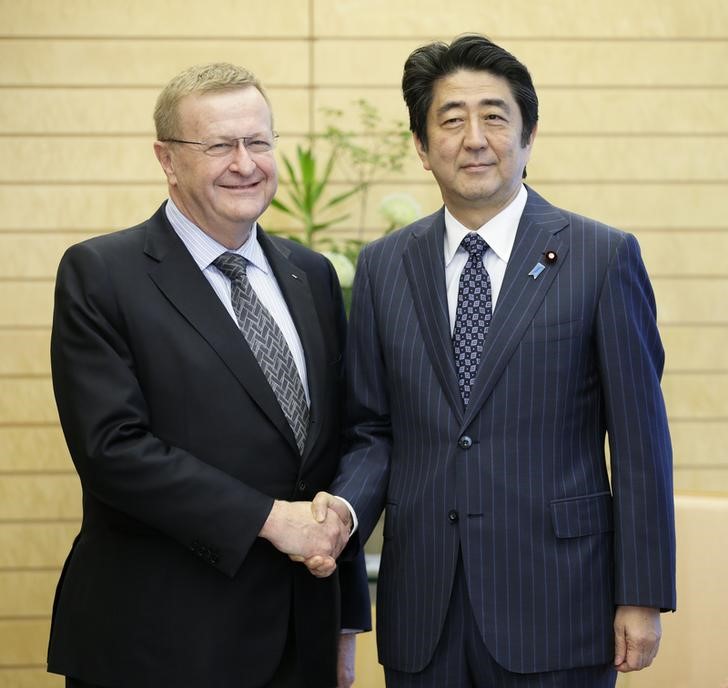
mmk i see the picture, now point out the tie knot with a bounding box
[213,252,248,280]
[460,233,488,259]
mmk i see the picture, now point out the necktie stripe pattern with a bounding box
[213,252,309,454]
[452,233,493,406]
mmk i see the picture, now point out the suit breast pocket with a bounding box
[550,491,613,538]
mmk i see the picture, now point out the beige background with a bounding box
[1,1,727,686]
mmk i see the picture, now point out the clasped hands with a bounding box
[259,492,350,577]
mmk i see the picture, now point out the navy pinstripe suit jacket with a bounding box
[331,187,676,674]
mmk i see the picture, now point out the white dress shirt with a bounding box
[165,199,310,403]
[443,184,528,332]
[344,186,528,535]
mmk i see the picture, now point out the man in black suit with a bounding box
[48,62,370,688]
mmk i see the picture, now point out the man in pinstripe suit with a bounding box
[307,35,675,686]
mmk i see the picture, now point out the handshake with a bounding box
[259,491,351,578]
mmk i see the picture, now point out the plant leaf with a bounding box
[323,183,364,209]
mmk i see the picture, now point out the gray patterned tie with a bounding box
[452,233,493,407]
[213,252,309,454]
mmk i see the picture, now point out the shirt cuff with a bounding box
[335,496,358,534]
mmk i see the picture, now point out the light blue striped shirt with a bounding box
[164,199,310,404]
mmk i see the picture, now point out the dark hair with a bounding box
[402,34,538,151]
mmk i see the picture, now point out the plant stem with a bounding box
[358,179,369,241]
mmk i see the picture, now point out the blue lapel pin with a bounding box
[528,262,545,280]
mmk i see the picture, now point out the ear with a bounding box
[413,132,432,172]
[154,141,178,186]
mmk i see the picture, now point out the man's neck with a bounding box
[445,185,524,230]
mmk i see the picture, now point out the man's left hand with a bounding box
[613,605,662,672]
[337,632,356,688]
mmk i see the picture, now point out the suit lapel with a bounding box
[463,188,570,426]
[402,210,464,422]
[257,229,328,464]
[144,209,299,453]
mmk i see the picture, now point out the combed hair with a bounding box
[154,62,271,140]
[402,34,538,150]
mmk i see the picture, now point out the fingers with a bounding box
[262,500,344,559]
[288,513,343,578]
[613,605,662,673]
[311,491,350,526]
[300,554,337,578]
[265,498,350,578]
[311,491,331,522]
[321,507,350,559]
[613,622,626,668]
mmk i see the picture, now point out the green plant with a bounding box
[322,99,411,239]
[270,144,362,249]
[272,100,411,248]
[270,100,413,311]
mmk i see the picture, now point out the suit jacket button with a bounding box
[448,510,459,523]
[297,480,307,492]
[458,435,472,449]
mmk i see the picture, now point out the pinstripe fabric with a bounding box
[384,557,617,687]
[331,187,675,676]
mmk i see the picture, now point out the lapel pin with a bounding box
[544,250,558,264]
[528,263,545,280]
[291,273,300,280]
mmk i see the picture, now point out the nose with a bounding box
[228,140,257,174]
[463,117,487,150]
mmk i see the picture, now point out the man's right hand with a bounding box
[259,500,349,565]
[289,492,354,578]
[310,491,353,531]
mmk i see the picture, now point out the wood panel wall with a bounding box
[1,1,726,686]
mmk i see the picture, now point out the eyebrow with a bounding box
[206,131,270,140]
[435,98,511,117]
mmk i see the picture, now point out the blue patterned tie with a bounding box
[213,252,309,454]
[452,233,493,407]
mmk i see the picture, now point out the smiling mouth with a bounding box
[462,162,494,171]
[220,181,261,190]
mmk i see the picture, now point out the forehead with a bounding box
[429,69,519,115]
[177,87,273,135]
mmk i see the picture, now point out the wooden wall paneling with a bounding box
[312,0,728,38]
[2,0,310,37]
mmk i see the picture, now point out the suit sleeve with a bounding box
[595,232,676,611]
[330,247,393,547]
[51,241,274,578]
[319,253,373,632]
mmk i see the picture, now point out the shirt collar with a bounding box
[443,185,528,266]
[164,199,269,274]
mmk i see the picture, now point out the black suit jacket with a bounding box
[47,203,370,688]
